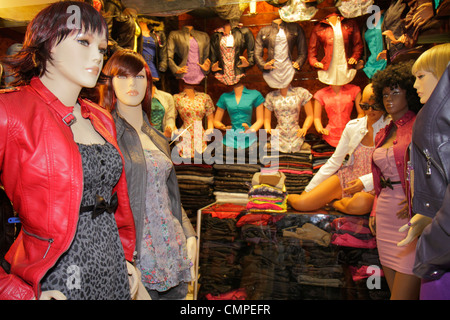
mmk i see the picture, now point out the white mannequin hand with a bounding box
[397,213,432,247]
[39,290,67,300]
[186,236,197,280]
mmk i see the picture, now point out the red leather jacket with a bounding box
[308,13,363,71]
[0,78,136,299]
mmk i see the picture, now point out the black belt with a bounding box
[80,192,118,219]
[380,177,401,190]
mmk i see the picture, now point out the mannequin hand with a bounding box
[164,126,173,138]
[319,128,329,135]
[314,62,323,69]
[204,128,214,137]
[237,56,249,68]
[348,57,357,65]
[186,236,197,280]
[296,128,307,137]
[376,50,387,61]
[369,216,376,236]
[265,128,272,135]
[242,123,255,134]
[176,66,188,74]
[396,198,409,220]
[356,59,365,70]
[343,179,364,195]
[198,58,211,72]
[397,213,432,247]
[39,290,67,300]
[211,61,222,72]
[264,59,275,70]
[382,30,406,44]
[292,61,300,70]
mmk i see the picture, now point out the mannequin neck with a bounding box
[280,85,289,97]
[116,101,144,131]
[40,73,81,107]
[183,84,196,99]
[331,85,342,94]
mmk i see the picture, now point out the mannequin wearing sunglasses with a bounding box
[288,84,390,214]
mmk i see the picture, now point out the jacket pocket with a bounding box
[22,227,54,259]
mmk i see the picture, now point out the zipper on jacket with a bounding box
[423,148,432,176]
[22,228,54,259]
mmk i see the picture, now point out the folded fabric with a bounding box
[331,216,372,235]
[205,288,247,300]
[331,233,377,249]
[282,223,331,247]
[349,265,385,282]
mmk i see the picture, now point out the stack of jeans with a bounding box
[197,204,247,299]
[331,216,390,299]
[311,140,335,174]
[213,163,262,201]
[174,163,215,213]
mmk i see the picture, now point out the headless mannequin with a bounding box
[288,84,381,215]
[214,82,264,133]
[115,91,197,282]
[264,84,314,136]
[313,85,364,136]
[176,26,211,75]
[180,83,214,133]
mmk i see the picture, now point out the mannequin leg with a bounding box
[288,175,342,211]
[332,192,375,215]
[382,265,421,300]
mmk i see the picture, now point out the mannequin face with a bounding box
[413,70,439,104]
[112,68,147,107]
[360,84,384,123]
[382,86,408,120]
[48,30,107,89]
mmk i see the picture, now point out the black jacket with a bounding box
[210,26,255,77]
[411,64,450,280]
[254,20,307,72]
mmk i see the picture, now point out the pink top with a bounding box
[314,84,360,147]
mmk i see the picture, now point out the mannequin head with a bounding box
[412,43,450,104]
[372,60,422,119]
[99,49,152,116]
[360,83,386,123]
[3,1,107,86]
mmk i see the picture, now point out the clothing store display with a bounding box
[336,0,374,18]
[381,0,408,61]
[173,90,215,157]
[104,0,137,53]
[40,143,130,299]
[278,0,321,22]
[167,26,210,82]
[410,66,450,298]
[372,147,417,274]
[0,78,135,299]
[306,115,390,193]
[255,20,307,80]
[314,85,361,147]
[210,25,255,86]
[138,19,167,77]
[308,14,363,84]
[363,13,387,79]
[151,88,176,134]
[264,86,313,153]
[216,87,265,149]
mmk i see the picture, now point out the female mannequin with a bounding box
[313,84,364,147]
[173,84,215,158]
[210,20,255,86]
[137,17,167,82]
[264,84,314,153]
[214,81,265,150]
[98,49,196,300]
[399,43,450,300]
[255,17,307,89]
[370,60,422,300]
[167,25,211,84]
[308,13,363,86]
[151,84,176,138]
[0,1,135,300]
[288,84,390,214]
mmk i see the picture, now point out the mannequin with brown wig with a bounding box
[98,49,197,300]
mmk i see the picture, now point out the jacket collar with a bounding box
[320,13,344,25]
[30,77,93,126]
[394,110,415,127]
[113,108,171,159]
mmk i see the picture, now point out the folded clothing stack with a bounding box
[246,172,288,213]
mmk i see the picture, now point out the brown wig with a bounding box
[2,1,108,86]
[98,49,153,118]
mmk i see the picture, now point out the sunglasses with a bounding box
[359,103,385,111]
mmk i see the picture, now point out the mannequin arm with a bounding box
[298,100,313,137]
[264,107,272,134]
[186,236,197,280]
[397,213,432,247]
[213,107,230,131]
[248,104,264,132]
[313,100,328,135]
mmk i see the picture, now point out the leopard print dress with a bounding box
[40,143,130,300]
